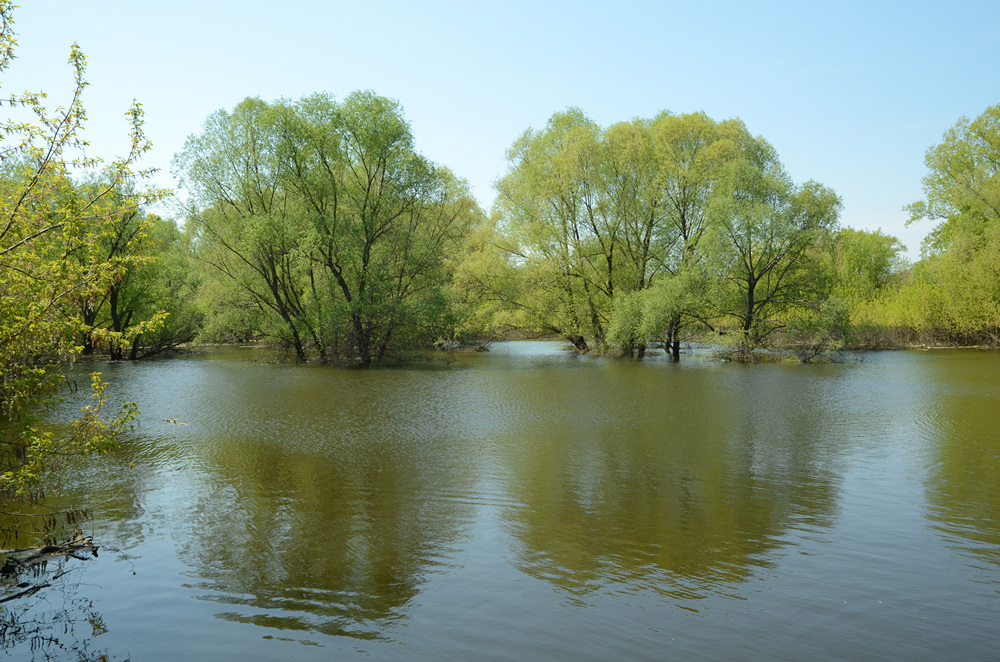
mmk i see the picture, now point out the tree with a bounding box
[66,179,192,360]
[903,104,1000,342]
[176,92,479,365]
[494,109,611,351]
[704,139,841,357]
[0,2,165,515]
[829,227,907,305]
[607,112,752,359]
[176,97,318,361]
[489,109,842,360]
[907,104,1000,254]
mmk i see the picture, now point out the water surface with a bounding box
[6,343,1000,660]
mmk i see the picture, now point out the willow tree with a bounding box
[280,92,480,364]
[493,109,610,351]
[176,92,479,364]
[494,109,772,358]
[606,112,756,359]
[175,97,320,361]
[704,139,841,357]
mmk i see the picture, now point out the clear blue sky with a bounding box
[5,1,999,259]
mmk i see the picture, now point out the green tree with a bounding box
[490,109,841,360]
[808,227,909,351]
[607,112,752,359]
[829,227,907,305]
[176,92,479,365]
[494,109,611,351]
[66,179,193,360]
[907,104,1000,254]
[704,140,841,357]
[0,2,164,512]
[904,104,1000,342]
[177,97,317,361]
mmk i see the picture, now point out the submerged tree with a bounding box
[66,179,195,360]
[175,97,316,360]
[606,112,754,359]
[488,108,841,360]
[176,92,480,364]
[492,109,608,351]
[704,142,841,356]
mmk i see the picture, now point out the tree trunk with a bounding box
[566,334,589,353]
[352,314,372,366]
[667,313,682,361]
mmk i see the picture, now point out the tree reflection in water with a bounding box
[0,554,117,661]
[169,413,479,641]
[921,354,1000,571]
[495,362,842,603]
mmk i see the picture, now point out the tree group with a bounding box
[174,92,482,365]
[135,102,1000,362]
[463,109,844,360]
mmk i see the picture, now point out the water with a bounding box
[4,343,999,660]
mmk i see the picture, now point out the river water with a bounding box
[5,342,999,660]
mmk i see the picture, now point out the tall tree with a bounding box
[903,104,1000,341]
[494,109,610,351]
[176,92,479,364]
[607,112,752,358]
[176,97,319,361]
[704,139,841,356]
[493,109,828,360]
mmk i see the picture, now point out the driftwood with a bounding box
[0,531,98,603]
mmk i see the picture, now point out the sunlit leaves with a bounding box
[0,1,165,505]
[176,92,482,364]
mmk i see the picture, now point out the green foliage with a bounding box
[786,298,853,362]
[907,104,1000,254]
[489,109,762,356]
[61,179,195,359]
[1,374,137,501]
[176,92,482,364]
[0,2,162,511]
[704,155,842,349]
[876,103,1000,345]
[828,227,908,305]
[486,107,842,359]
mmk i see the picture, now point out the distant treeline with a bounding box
[7,94,1000,369]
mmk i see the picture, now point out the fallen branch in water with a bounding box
[0,531,99,603]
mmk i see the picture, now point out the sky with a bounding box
[4,0,999,260]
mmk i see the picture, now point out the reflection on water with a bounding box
[4,344,999,660]
[494,360,842,602]
[179,429,478,640]
[918,352,1000,571]
[0,561,115,661]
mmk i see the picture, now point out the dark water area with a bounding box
[4,343,1000,660]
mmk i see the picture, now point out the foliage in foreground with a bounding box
[0,1,162,529]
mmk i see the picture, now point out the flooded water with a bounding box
[4,343,1000,660]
